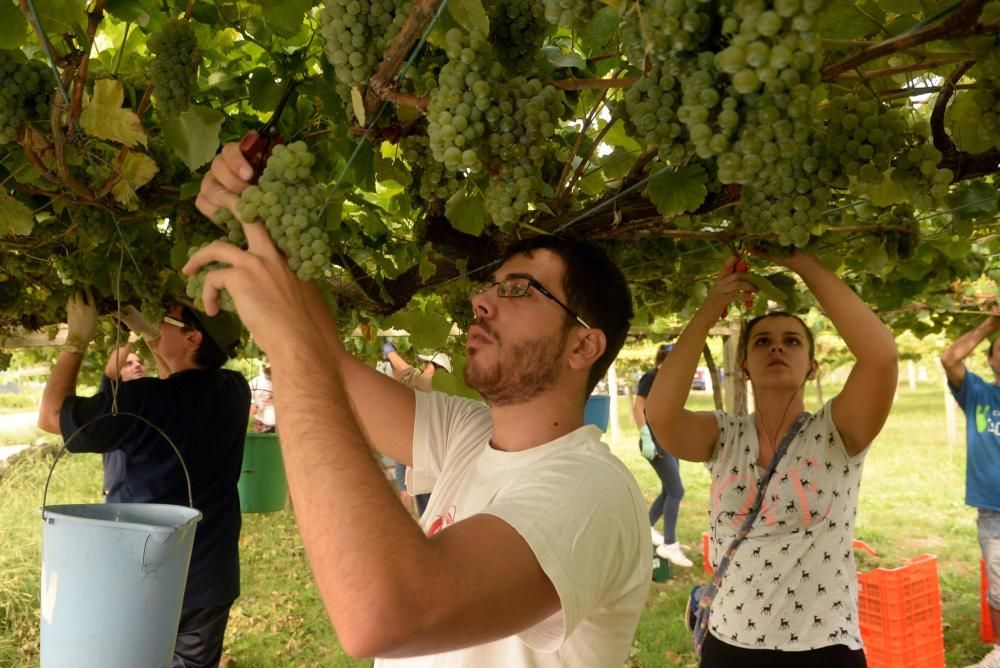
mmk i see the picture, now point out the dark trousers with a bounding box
[645,446,684,544]
[701,632,867,667]
[171,602,233,668]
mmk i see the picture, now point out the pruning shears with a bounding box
[722,243,754,319]
[239,79,298,183]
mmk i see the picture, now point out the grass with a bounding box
[0,383,990,666]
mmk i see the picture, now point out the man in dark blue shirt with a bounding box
[39,293,250,668]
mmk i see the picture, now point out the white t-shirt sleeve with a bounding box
[408,390,491,495]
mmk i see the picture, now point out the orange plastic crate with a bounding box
[857,553,944,668]
[701,531,712,575]
[983,559,995,643]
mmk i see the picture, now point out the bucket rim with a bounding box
[41,502,202,533]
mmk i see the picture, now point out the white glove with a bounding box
[640,425,656,461]
[114,305,160,341]
[64,289,98,355]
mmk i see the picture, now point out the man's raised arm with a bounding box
[941,308,1000,390]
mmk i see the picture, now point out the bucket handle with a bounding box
[42,410,195,509]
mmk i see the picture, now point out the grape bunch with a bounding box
[185,243,237,313]
[71,206,113,252]
[235,142,332,281]
[319,0,413,88]
[400,133,464,203]
[622,0,713,68]
[0,50,55,145]
[542,0,606,30]
[889,143,953,209]
[620,61,690,164]
[489,0,551,73]
[970,44,1000,150]
[148,18,201,118]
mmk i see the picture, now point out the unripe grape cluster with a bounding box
[543,0,606,30]
[185,245,236,313]
[72,206,113,252]
[235,142,332,281]
[400,133,464,202]
[320,0,413,87]
[423,28,567,226]
[969,45,1000,150]
[148,18,201,118]
[0,50,54,145]
[490,0,551,73]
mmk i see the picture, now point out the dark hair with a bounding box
[738,311,816,366]
[179,305,228,369]
[501,236,633,394]
[655,344,673,366]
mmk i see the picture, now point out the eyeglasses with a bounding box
[471,276,591,329]
[162,315,187,328]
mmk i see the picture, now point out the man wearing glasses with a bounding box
[189,141,651,667]
[38,294,250,668]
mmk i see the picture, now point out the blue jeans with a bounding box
[644,442,684,544]
[979,509,1000,608]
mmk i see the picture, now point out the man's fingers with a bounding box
[198,266,241,316]
[182,239,248,276]
[220,143,255,183]
[196,175,241,220]
[240,219,277,255]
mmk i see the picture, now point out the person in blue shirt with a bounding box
[941,307,1000,668]
[38,292,250,668]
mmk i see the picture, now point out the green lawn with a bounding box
[0,383,990,666]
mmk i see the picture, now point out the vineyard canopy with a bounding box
[0,0,998,358]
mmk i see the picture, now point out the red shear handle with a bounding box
[239,129,285,184]
[722,256,754,318]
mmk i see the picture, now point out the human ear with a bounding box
[567,328,606,372]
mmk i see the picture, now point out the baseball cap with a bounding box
[187,307,243,359]
[417,352,452,373]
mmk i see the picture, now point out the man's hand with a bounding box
[195,142,255,222]
[182,220,315,354]
[64,289,98,355]
[114,306,160,341]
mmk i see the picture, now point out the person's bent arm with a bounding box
[646,256,755,462]
[783,253,898,456]
[38,352,83,433]
[184,219,560,658]
[197,142,418,463]
[631,394,646,429]
[940,309,1000,390]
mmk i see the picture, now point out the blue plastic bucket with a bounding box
[584,394,611,432]
[40,503,202,668]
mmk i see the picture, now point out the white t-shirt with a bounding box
[376,391,651,667]
[705,402,867,651]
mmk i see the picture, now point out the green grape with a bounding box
[0,50,55,145]
[185,243,236,313]
[542,0,606,30]
[319,0,414,88]
[234,142,331,282]
[490,0,552,73]
[148,18,200,119]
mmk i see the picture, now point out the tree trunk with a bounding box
[703,342,723,412]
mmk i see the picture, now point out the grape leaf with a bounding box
[110,153,159,209]
[745,273,789,306]
[105,0,150,23]
[33,0,86,34]
[647,165,708,216]
[579,7,619,56]
[878,0,920,12]
[448,0,489,35]
[260,0,313,36]
[80,79,147,147]
[445,188,486,236]
[864,169,909,206]
[162,105,224,171]
[248,68,283,112]
[431,356,482,400]
[949,181,998,216]
[541,46,586,70]
[0,1,28,49]
[0,192,34,236]
[385,308,452,351]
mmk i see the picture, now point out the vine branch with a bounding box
[821,0,988,80]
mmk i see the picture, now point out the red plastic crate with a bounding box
[857,553,944,668]
[983,558,995,643]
